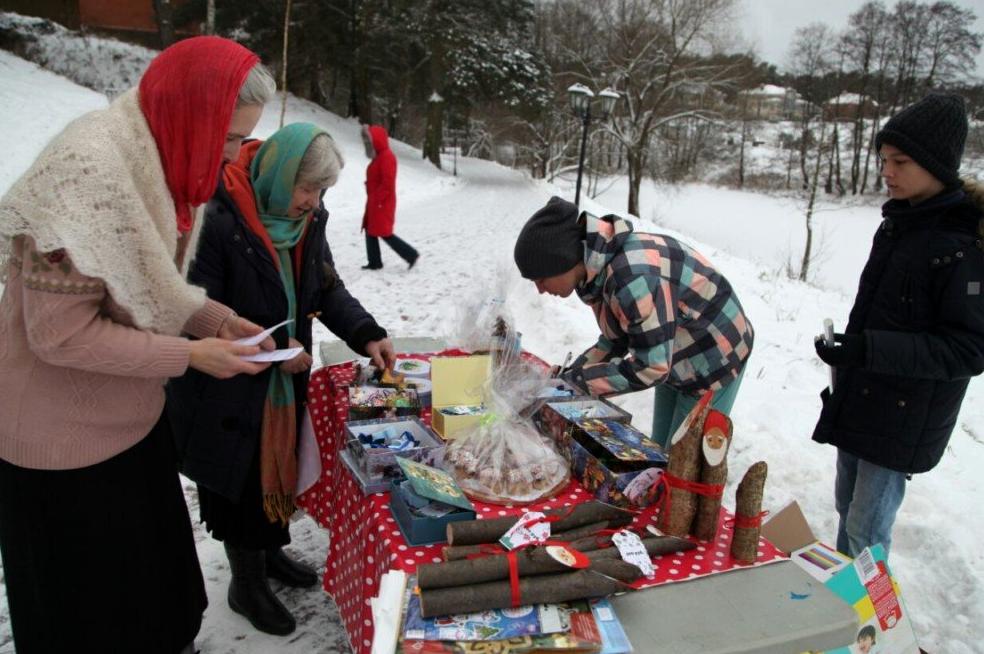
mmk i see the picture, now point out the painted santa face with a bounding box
[705,431,727,450]
[879,143,944,205]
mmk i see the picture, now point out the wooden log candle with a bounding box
[421,535,694,589]
[657,393,712,537]
[445,502,634,547]
[418,569,628,618]
[692,409,733,541]
[730,461,768,563]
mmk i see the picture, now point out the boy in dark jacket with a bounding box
[514,197,754,448]
[813,93,984,558]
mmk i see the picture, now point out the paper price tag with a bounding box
[499,511,550,550]
[612,529,655,578]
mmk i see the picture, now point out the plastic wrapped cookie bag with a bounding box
[445,316,570,505]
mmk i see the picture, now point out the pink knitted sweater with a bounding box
[0,236,231,470]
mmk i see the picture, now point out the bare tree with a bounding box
[280,0,293,128]
[788,23,834,188]
[889,1,932,108]
[841,1,888,194]
[204,0,215,35]
[922,1,983,91]
[568,0,739,216]
[800,120,828,282]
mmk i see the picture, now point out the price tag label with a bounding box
[612,529,655,578]
[499,511,551,550]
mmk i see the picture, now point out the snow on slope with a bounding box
[0,51,982,653]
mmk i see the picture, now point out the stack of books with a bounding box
[396,582,632,654]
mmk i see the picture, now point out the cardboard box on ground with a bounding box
[762,501,920,654]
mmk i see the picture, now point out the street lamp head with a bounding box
[567,83,594,119]
[598,88,620,120]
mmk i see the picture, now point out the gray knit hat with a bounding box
[514,196,583,279]
[875,93,967,187]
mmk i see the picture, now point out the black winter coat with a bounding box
[166,182,386,501]
[813,189,984,473]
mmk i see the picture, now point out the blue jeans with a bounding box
[834,449,907,558]
[650,368,745,450]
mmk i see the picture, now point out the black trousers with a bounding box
[365,233,418,267]
[0,413,206,654]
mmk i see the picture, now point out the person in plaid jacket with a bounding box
[514,196,754,447]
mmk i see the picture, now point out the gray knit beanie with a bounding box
[875,93,967,187]
[514,196,583,280]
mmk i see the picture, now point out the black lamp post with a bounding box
[568,84,620,207]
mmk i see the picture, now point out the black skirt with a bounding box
[0,413,206,654]
[197,438,290,550]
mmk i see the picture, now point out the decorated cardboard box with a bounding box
[430,355,491,440]
[533,397,633,448]
[563,417,667,508]
[389,459,476,546]
[348,385,421,421]
[821,544,920,654]
[340,448,391,495]
[346,416,445,482]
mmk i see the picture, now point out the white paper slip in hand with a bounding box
[235,318,294,347]
[241,347,303,363]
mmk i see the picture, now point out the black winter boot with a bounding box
[225,544,296,636]
[266,547,319,588]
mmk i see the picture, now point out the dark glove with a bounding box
[814,332,865,367]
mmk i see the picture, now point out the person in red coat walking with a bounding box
[361,124,419,269]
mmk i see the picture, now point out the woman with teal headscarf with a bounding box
[167,123,395,636]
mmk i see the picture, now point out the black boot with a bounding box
[225,544,296,636]
[265,547,319,588]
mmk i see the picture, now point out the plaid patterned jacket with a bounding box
[572,213,754,396]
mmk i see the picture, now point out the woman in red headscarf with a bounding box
[0,37,277,653]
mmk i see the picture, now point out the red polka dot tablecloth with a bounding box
[297,352,786,654]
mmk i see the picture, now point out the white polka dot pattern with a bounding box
[296,354,786,654]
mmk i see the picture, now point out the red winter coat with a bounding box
[362,125,397,237]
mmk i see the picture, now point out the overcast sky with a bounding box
[736,0,984,78]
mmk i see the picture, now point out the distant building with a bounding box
[823,93,879,121]
[738,85,808,121]
[4,0,197,47]
[677,81,726,111]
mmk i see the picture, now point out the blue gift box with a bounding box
[388,478,476,546]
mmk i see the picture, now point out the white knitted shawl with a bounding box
[0,88,206,336]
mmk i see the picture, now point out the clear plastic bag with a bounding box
[444,316,570,505]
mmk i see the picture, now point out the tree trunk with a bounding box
[737,117,747,189]
[204,0,215,35]
[279,0,292,129]
[627,149,643,217]
[800,122,826,282]
[422,38,445,168]
[153,0,175,47]
[799,124,810,190]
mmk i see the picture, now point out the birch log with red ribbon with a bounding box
[418,569,629,618]
[445,502,634,547]
[693,409,733,541]
[730,461,768,563]
[657,392,713,537]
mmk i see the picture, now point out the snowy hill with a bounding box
[0,49,982,653]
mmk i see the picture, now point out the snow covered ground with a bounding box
[0,49,982,653]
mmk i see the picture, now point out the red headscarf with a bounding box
[139,36,260,233]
